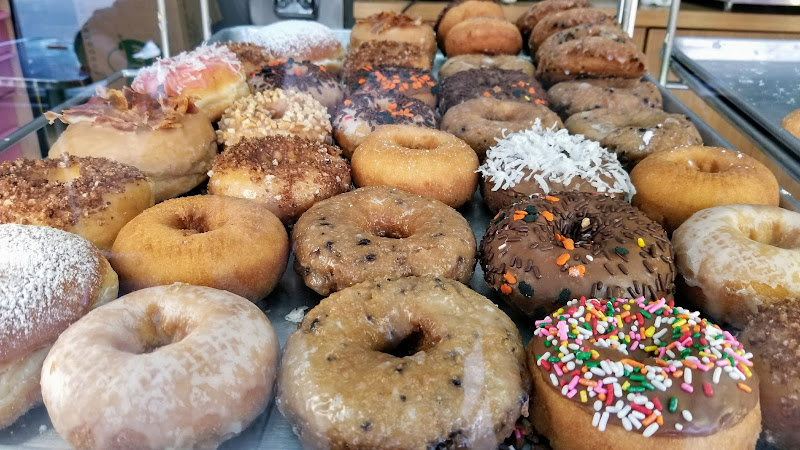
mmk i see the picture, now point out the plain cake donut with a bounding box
[277,276,531,449]
[292,186,476,295]
[110,195,289,302]
[0,224,118,429]
[435,0,506,52]
[672,204,800,329]
[444,17,523,57]
[40,284,279,449]
[438,54,535,79]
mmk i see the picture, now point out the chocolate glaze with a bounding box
[248,58,343,110]
[438,68,548,114]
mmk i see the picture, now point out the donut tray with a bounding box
[1,28,796,450]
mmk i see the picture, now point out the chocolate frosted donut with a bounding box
[479,191,676,318]
[547,78,663,119]
[343,41,432,84]
[248,58,343,113]
[346,66,439,107]
[438,68,548,114]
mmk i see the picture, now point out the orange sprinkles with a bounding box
[542,211,554,221]
[500,284,512,294]
[503,272,517,284]
[556,253,570,266]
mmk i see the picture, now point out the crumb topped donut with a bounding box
[346,66,439,107]
[216,89,331,147]
[277,276,531,449]
[529,296,761,448]
[478,121,634,213]
[224,41,272,76]
[0,154,153,251]
[350,11,436,60]
[438,54,535,79]
[208,135,351,223]
[248,59,343,113]
[438,68,548,114]
[342,41,432,81]
[292,186,476,295]
[480,191,676,318]
[249,20,345,73]
[548,78,663,119]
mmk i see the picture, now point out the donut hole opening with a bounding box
[136,305,189,354]
[395,134,440,151]
[481,108,518,123]
[368,218,414,239]
[379,326,440,358]
[741,224,800,250]
[558,215,599,246]
[691,159,725,173]
[173,213,211,235]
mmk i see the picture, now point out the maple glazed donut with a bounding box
[41,284,279,449]
[110,195,289,302]
[444,17,523,57]
[480,191,676,318]
[0,154,153,251]
[350,11,437,61]
[528,296,761,449]
[672,204,800,329]
[351,125,478,208]
[0,224,118,429]
[248,59,343,113]
[631,145,779,234]
[277,276,531,449]
[292,186,476,295]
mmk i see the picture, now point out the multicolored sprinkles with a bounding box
[533,296,756,437]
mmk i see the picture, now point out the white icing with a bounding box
[247,20,342,60]
[132,44,243,95]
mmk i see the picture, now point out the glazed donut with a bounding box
[516,0,591,50]
[529,8,614,54]
[224,41,272,76]
[350,11,436,61]
[342,41,432,82]
[438,68,548,114]
[249,20,345,73]
[216,89,332,147]
[672,204,800,328]
[131,44,249,121]
[441,97,563,160]
[208,135,352,223]
[739,301,800,448]
[110,195,289,302]
[333,93,439,158]
[346,66,439,107]
[248,59,343,114]
[535,24,647,85]
[47,88,216,203]
[548,78,663,119]
[435,0,506,52]
[781,108,800,139]
[41,284,279,449]
[0,224,118,429]
[478,122,635,213]
[292,186,476,295]
[0,154,153,251]
[438,54,535,79]
[480,190,676,318]
[528,296,761,449]
[565,108,703,169]
[631,146,779,234]
[278,275,530,449]
[444,17,523,57]
[351,125,478,208]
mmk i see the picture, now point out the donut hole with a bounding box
[172,212,211,235]
[395,134,440,151]
[691,158,724,173]
[558,215,599,246]
[740,224,800,250]
[136,305,189,354]
[481,107,521,123]
[378,325,440,358]
[367,218,414,239]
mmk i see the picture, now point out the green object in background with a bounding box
[114,37,155,69]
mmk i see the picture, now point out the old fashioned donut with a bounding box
[0,224,118,429]
[248,59,343,113]
[346,66,439,107]
[528,296,761,449]
[438,68,548,114]
[435,0,506,52]
[516,0,591,50]
[292,186,476,295]
[47,89,216,203]
[131,44,249,121]
[351,125,478,208]
[110,195,289,302]
[41,284,279,449]
[208,135,352,223]
[439,54,535,79]
[739,301,800,448]
[480,191,676,318]
[672,204,800,328]
[216,89,332,147]
[478,122,635,213]
[535,24,647,85]
[277,276,531,449]
[333,93,438,158]
[781,108,800,139]
[342,41,432,81]
[444,17,523,57]
[249,20,345,73]
[0,154,153,251]
[224,41,272,76]
[350,11,436,61]
[529,8,614,54]
[441,97,563,160]
[548,78,663,119]
[565,108,703,169]
[631,146,779,234]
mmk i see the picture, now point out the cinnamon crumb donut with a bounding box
[565,108,703,169]
[224,41,272,76]
[672,204,800,328]
[350,11,436,61]
[435,0,506,52]
[547,78,663,119]
[516,0,591,50]
[444,17,523,57]
[346,66,439,107]
[441,97,562,160]
[208,135,351,223]
[248,59,343,114]
[342,41,432,82]
[529,8,614,54]
[292,186,476,295]
[480,191,676,318]
[277,276,530,449]
[351,125,478,208]
[0,154,153,251]
[438,68,548,114]
[110,195,289,302]
[216,89,332,147]
[438,54,535,79]
[249,20,346,73]
[631,145,779,234]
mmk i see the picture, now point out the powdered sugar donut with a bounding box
[249,20,345,73]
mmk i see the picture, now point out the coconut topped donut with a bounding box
[249,20,345,73]
[478,120,635,212]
